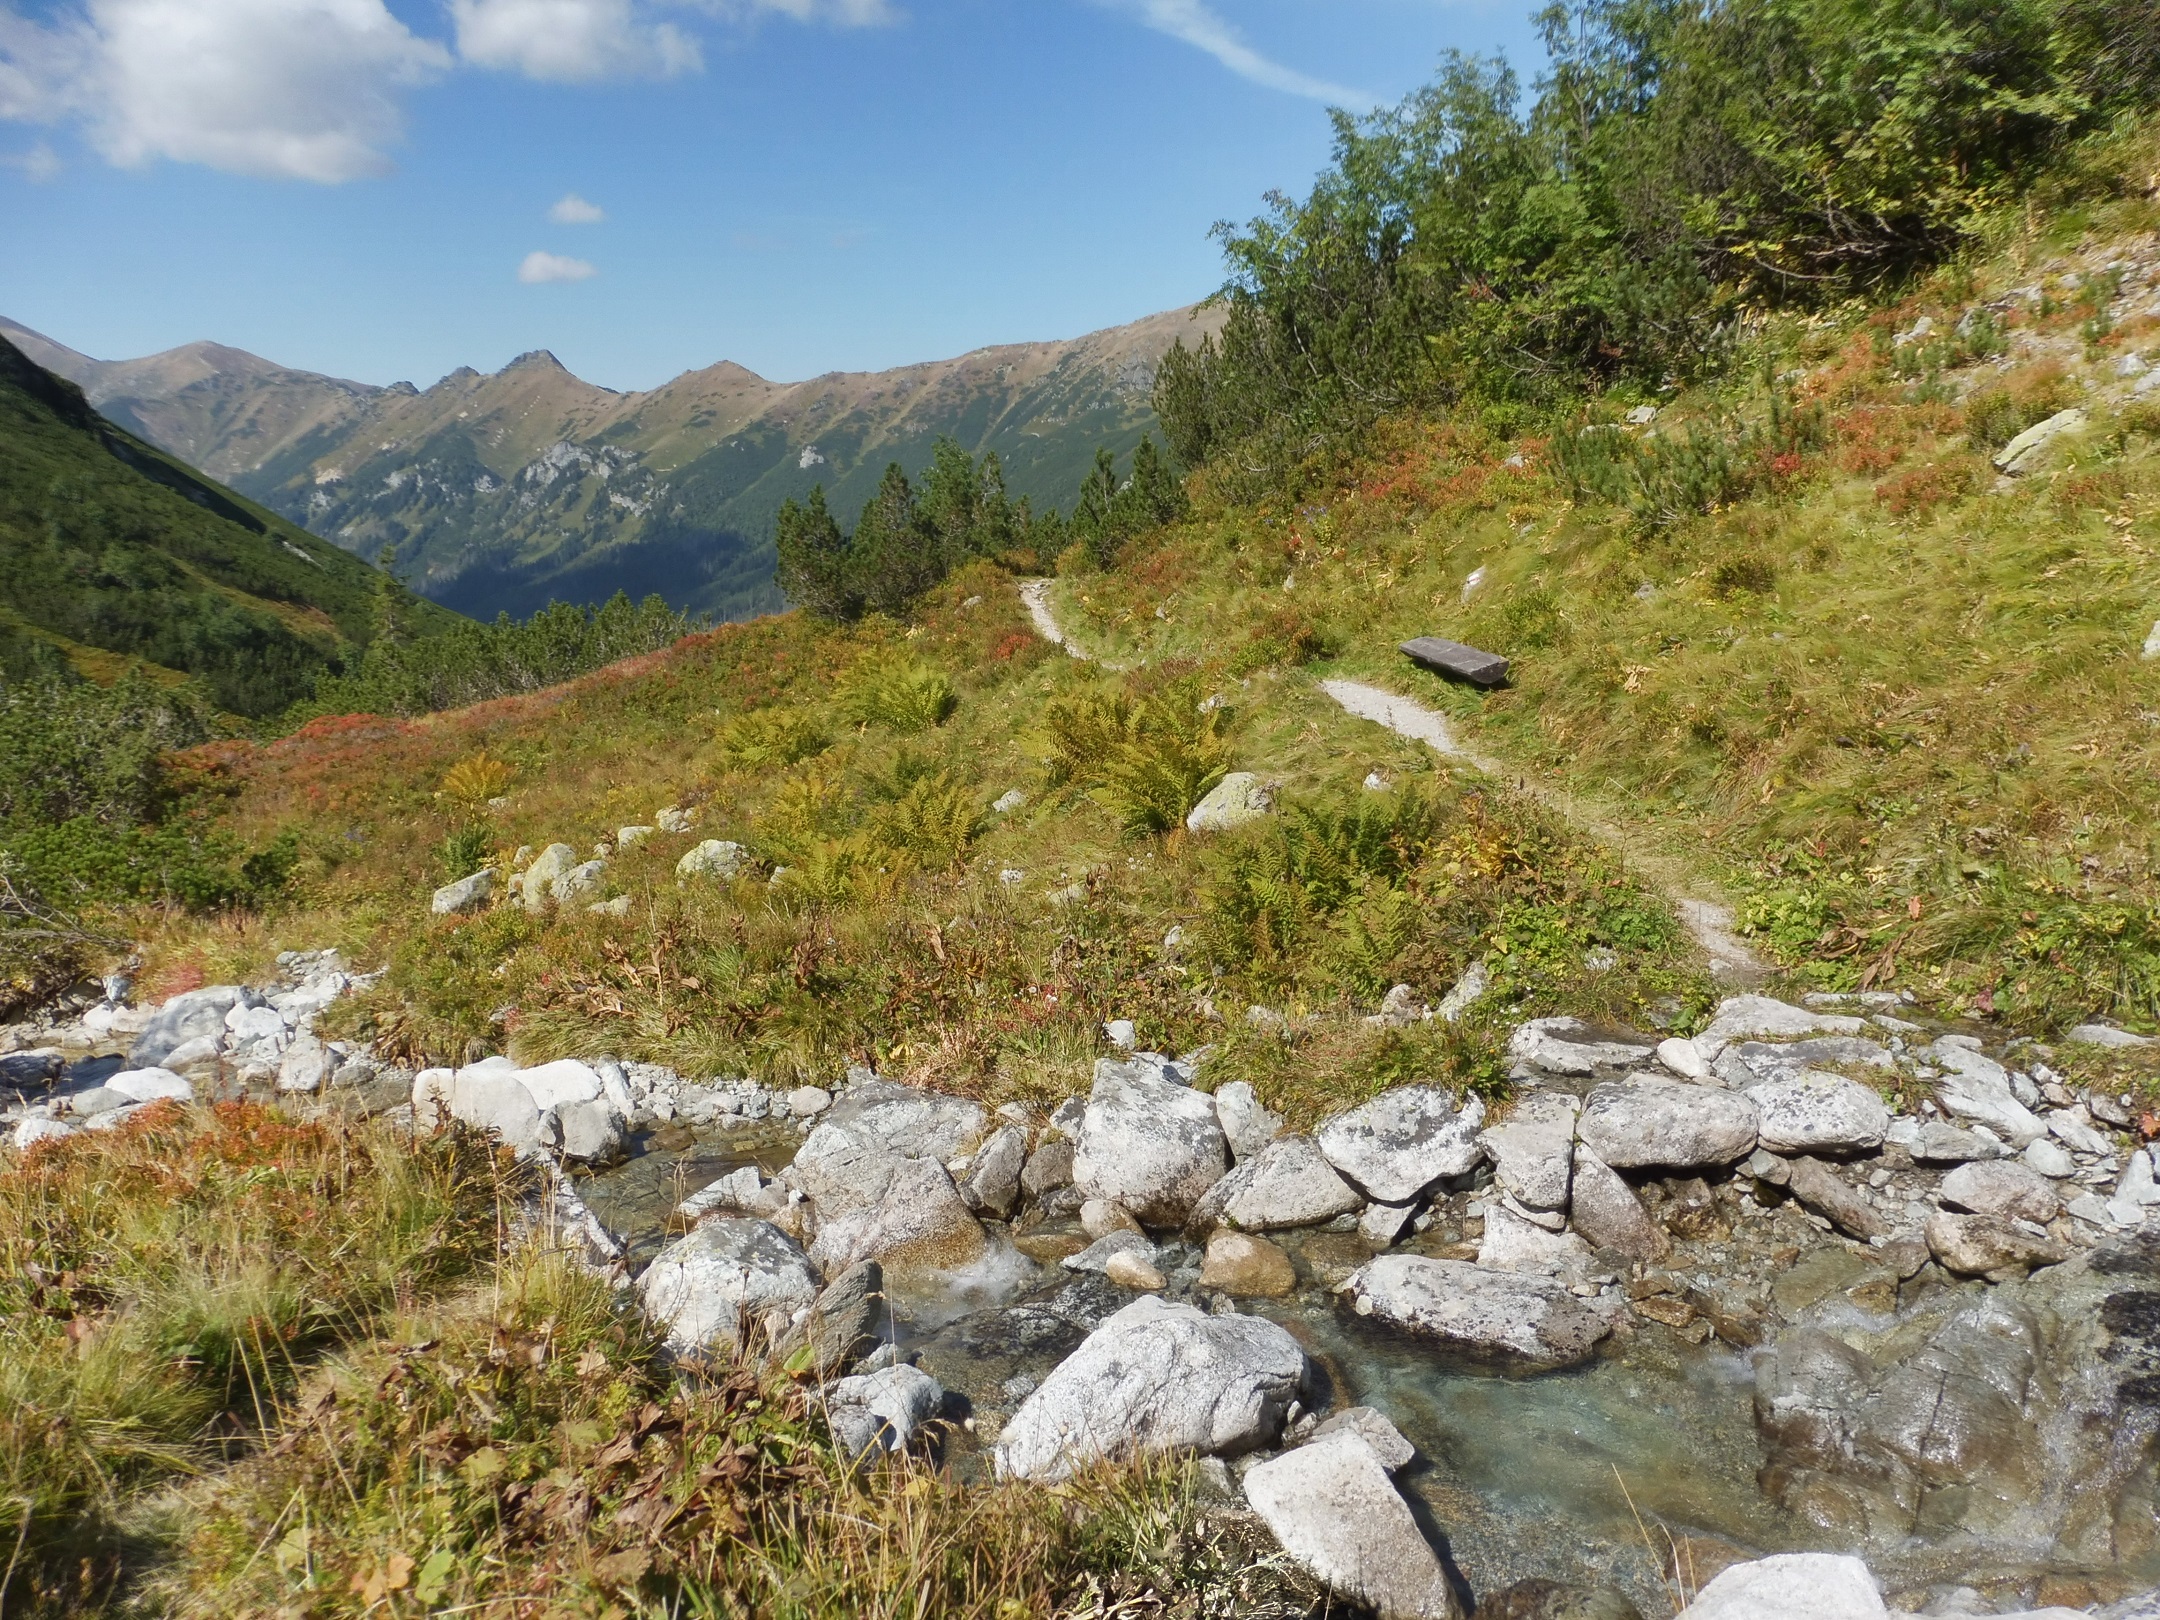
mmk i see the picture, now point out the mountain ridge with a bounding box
[0,306,1223,623]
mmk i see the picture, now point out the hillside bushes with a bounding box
[1157,0,2160,483]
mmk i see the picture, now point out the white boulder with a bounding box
[994,1296,1307,1481]
[1243,1433,1458,1620]
[1316,1086,1485,1203]
[1073,1058,1228,1226]
[638,1218,821,1354]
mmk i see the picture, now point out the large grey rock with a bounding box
[1343,1254,1610,1369]
[1218,1136,1363,1231]
[1568,1148,1667,1261]
[449,1061,545,1151]
[129,985,257,1068]
[1073,1059,1228,1226]
[1746,1071,1888,1155]
[638,1218,820,1354]
[1924,1211,2065,1276]
[1213,1080,1283,1161]
[1478,1093,1578,1213]
[1576,1077,1757,1170]
[1940,1159,2060,1223]
[1185,771,1273,834]
[516,844,578,911]
[824,1364,944,1460]
[791,1120,989,1279]
[1243,1432,1459,1620]
[431,869,495,915]
[1697,995,1866,1049]
[1675,1554,1885,1620]
[1508,1017,1655,1076]
[276,1032,334,1095]
[1994,406,2088,475]
[993,1295,1307,1481]
[1479,1202,1596,1274]
[551,858,608,904]
[961,1123,1029,1218]
[1316,1086,1485,1203]
[676,838,747,880]
[1930,1041,2046,1147]
[105,1067,192,1103]
[1890,1117,2007,1163]
[822,1078,985,1162]
[556,1098,626,1164]
[1310,1406,1416,1472]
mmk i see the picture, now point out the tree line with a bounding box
[776,436,1187,622]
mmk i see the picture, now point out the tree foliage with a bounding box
[1157,0,2160,480]
[776,440,1083,621]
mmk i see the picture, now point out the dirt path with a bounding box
[1320,677,1766,984]
[1018,584,1767,983]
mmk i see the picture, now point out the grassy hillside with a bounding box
[0,336,455,716]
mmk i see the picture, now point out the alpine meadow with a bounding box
[7,1,2160,1617]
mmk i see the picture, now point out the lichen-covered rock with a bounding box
[993,1296,1307,1481]
[431,869,495,914]
[1217,1136,1362,1231]
[1213,1080,1284,1162]
[824,1364,944,1460]
[676,839,746,881]
[1577,1077,1758,1170]
[1185,771,1274,834]
[129,985,257,1068]
[1697,996,1866,1049]
[1243,1432,1459,1620]
[1745,1072,1888,1155]
[1929,1041,2047,1148]
[638,1218,820,1353]
[1940,1159,2060,1224]
[1508,1018,1656,1076]
[1073,1060,1228,1226]
[1342,1254,1610,1369]
[961,1123,1029,1218]
[1478,1093,1578,1214]
[1316,1086,1485,1203]
[516,844,578,912]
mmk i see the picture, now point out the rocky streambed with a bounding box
[7,968,2160,1618]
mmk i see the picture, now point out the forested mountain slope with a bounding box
[0,336,453,716]
[1,306,1220,624]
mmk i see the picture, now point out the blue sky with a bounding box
[1,0,1543,392]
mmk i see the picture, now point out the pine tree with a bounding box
[775,486,858,621]
[1072,447,1121,566]
[850,464,942,618]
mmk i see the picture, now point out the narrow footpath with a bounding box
[1020,580,1767,983]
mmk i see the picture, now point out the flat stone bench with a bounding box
[1399,636,1509,687]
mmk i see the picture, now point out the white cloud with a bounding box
[453,0,697,82]
[0,139,60,179]
[1116,0,1369,104]
[0,0,899,184]
[0,0,449,183]
[518,248,597,283]
[548,190,604,223]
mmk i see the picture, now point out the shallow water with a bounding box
[579,1133,2157,1614]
